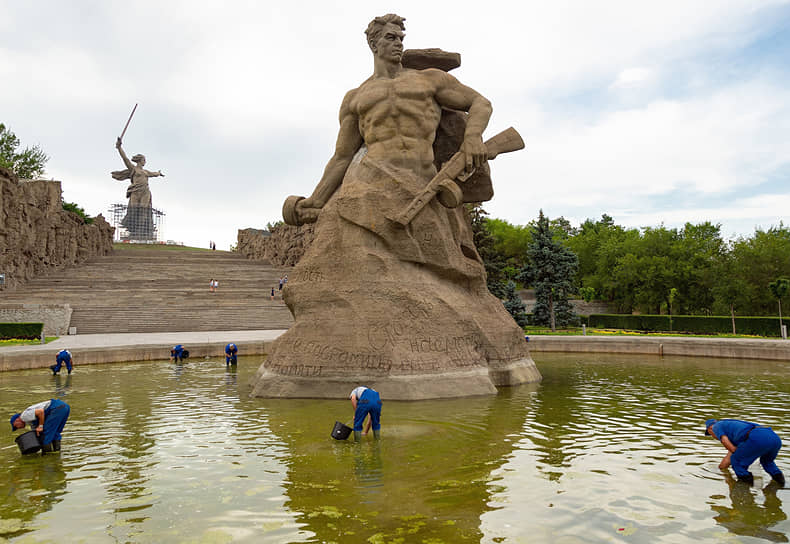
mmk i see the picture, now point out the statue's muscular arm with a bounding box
[426,69,493,171]
[298,89,364,219]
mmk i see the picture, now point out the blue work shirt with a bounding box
[711,419,760,446]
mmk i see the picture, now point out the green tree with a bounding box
[566,214,636,311]
[62,202,93,224]
[711,250,746,334]
[726,226,790,315]
[468,204,507,298]
[485,217,532,269]
[579,286,596,302]
[0,123,49,178]
[520,210,578,330]
[502,280,528,327]
[768,277,790,337]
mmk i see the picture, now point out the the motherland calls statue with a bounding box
[111,136,164,239]
[251,14,541,400]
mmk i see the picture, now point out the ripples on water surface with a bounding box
[1,353,789,543]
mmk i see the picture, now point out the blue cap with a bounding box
[10,413,21,431]
[704,419,717,436]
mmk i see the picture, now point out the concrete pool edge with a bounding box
[0,330,288,371]
[1,332,789,371]
[527,335,790,361]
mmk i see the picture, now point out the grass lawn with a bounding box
[0,337,59,346]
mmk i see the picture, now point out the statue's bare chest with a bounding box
[353,73,436,117]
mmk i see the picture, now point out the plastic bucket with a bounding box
[15,431,42,455]
[331,421,352,440]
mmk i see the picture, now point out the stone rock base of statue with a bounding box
[250,153,540,400]
[251,273,541,399]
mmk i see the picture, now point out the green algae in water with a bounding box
[307,505,344,519]
[0,518,25,535]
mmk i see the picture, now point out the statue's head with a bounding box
[131,154,146,166]
[365,14,405,61]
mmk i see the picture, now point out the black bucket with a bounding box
[331,421,352,440]
[15,431,42,455]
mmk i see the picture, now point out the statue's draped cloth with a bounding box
[111,168,154,237]
[252,149,541,399]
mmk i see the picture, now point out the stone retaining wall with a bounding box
[0,304,73,336]
[236,223,315,266]
[0,166,114,291]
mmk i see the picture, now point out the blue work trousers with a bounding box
[731,427,782,478]
[53,354,72,373]
[353,389,382,431]
[40,399,70,446]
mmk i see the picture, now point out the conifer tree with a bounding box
[520,210,579,330]
[502,280,528,326]
[467,203,507,298]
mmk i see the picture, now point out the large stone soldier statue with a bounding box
[252,14,540,399]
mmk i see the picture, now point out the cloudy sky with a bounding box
[2,1,789,249]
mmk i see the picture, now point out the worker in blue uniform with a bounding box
[349,386,382,442]
[50,349,73,375]
[170,344,186,362]
[10,399,71,453]
[705,418,785,487]
[224,343,238,366]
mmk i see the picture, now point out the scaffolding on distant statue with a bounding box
[108,203,165,242]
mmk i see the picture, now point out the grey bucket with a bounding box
[331,421,352,440]
[15,430,42,455]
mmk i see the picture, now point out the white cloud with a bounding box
[610,67,653,89]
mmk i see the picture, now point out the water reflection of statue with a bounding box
[711,472,787,542]
[111,137,164,239]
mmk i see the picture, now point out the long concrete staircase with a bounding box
[1,245,294,334]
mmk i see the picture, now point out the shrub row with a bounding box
[0,322,44,340]
[586,314,788,337]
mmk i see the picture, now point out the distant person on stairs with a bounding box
[209,278,215,293]
[225,343,238,366]
[50,349,73,375]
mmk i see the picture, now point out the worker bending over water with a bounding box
[50,349,73,375]
[350,386,382,442]
[225,343,238,366]
[705,418,785,487]
[10,399,71,453]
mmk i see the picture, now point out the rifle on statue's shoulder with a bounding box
[392,127,525,227]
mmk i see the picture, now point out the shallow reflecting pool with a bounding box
[1,353,789,543]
